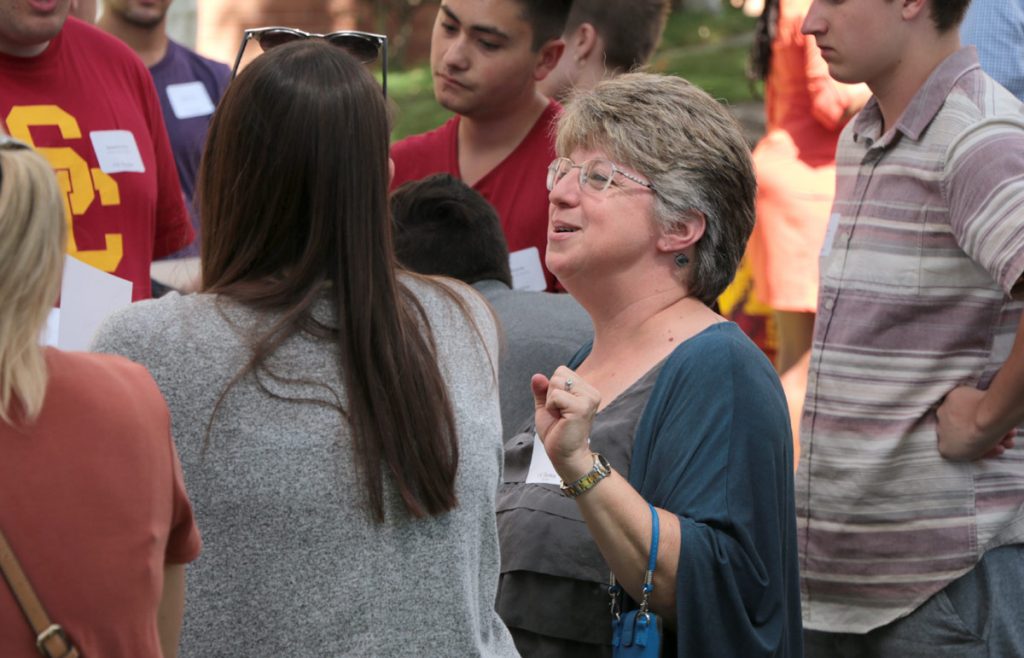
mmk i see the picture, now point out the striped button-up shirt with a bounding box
[798,48,1024,634]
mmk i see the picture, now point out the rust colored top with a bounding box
[0,349,201,656]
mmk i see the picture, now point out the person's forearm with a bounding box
[570,470,681,625]
[158,564,186,658]
[150,257,201,293]
[535,368,681,623]
[976,314,1024,439]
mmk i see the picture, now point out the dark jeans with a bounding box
[805,544,1024,658]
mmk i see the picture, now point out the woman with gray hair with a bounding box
[496,73,802,657]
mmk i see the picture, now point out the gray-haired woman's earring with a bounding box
[675,253,690,267]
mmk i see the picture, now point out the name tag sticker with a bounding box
[510,246,546,291]
[525,432,562,485]
[166,81,216,120]
[89,130,145,174]
[821,212,841,258]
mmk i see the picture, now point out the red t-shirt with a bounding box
[391,101,560,291]
[0,18,194,300]
[0,349,201,656]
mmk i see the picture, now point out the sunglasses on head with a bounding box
[231,27,388,96]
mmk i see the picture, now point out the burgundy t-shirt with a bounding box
[0,18,193,299]
[390,101,561,291]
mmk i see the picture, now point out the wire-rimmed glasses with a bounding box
[231,27,388,96]
[546,157,657,194]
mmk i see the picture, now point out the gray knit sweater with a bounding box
[92,276,519,657]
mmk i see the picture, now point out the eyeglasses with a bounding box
[231,26,388,96]
[546,157,656,194]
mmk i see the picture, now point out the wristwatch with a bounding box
[560,453,612,498]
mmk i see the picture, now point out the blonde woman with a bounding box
[0,135,200,657]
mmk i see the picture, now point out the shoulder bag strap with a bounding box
[608,502,661,615]
[0,527,80,658]
[637,503,659,615]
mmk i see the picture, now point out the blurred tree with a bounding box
[362,0,438,67]
[676,0,722,12]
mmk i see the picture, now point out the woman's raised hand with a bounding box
[531,366,601,482]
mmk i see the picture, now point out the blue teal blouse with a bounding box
[580,323,802,657]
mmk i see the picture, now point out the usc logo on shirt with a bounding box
[5,104,124,273]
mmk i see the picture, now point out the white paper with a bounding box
[166,81,216,120]
[89,130,145,174]
[40,309,61,347]
[820,212,841,258]
[509,246,547,291]
[57,255,133,351]
[525,432,562,485]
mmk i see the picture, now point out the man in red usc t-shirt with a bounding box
[390,0,571,292]
[0,0,193,301]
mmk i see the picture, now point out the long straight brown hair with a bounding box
[198,40,463,521]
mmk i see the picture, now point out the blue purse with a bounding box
[610,502,663,657]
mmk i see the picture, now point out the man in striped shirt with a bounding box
[798,0,1024,655]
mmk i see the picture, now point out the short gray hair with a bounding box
[556,72,756,305]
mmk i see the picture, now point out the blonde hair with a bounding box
[0,142,66,424]
[556,73,756,305]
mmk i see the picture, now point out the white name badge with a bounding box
[820,212,841,258]
[509,246,547,291]
[89,130,145,174]
[166,81,216,120]
[525,432,562,485]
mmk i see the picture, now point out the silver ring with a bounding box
[565,377,575,393]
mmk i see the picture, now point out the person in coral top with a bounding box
[745,0,869,452]
[0,135,200,658]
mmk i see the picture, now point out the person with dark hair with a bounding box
[798,0,1024,654]
[93,40,518,656]
[391,173,592,438]
[744,0,868,456]
[496,72,801,657]
[390,0,572,291]
[538,0,670,101]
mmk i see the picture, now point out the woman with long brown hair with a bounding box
[94,40,517,656]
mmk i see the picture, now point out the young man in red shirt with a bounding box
[390,0,571,291]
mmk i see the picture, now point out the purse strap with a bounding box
[609,502,661,618]
[0,528,80,658]
[638,503,659,615]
